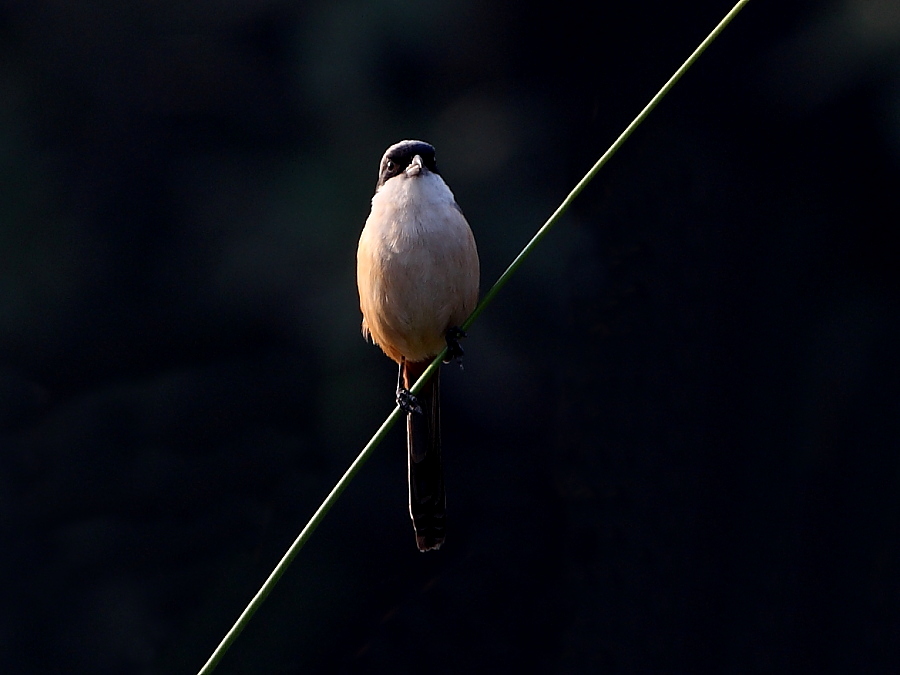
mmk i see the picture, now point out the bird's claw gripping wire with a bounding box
[444,326,466,365]
[396,366,424,415]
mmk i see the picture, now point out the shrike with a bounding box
[357,140,480,551]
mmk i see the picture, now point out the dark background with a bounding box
[2,0,899,672]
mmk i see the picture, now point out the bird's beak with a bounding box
[406,154,424,177]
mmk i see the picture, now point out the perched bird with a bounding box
[357,140,480,551]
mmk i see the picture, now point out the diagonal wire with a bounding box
[197,1,751,672]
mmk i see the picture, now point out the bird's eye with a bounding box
[385,160,396,172]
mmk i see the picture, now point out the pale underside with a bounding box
[357,170,479,364]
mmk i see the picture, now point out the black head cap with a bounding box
[376,140,439,188]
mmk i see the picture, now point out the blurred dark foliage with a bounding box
[2,0,899,673]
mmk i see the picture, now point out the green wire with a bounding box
[197,1,751,672]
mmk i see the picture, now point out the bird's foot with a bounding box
[396,386,424,415]
[444,326,466,365]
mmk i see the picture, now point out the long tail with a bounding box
[403,360,445,551]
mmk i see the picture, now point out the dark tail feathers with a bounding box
[403,360,445,551]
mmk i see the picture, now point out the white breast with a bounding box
[357,171,480,363]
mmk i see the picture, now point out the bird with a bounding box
[357,140,480,551]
